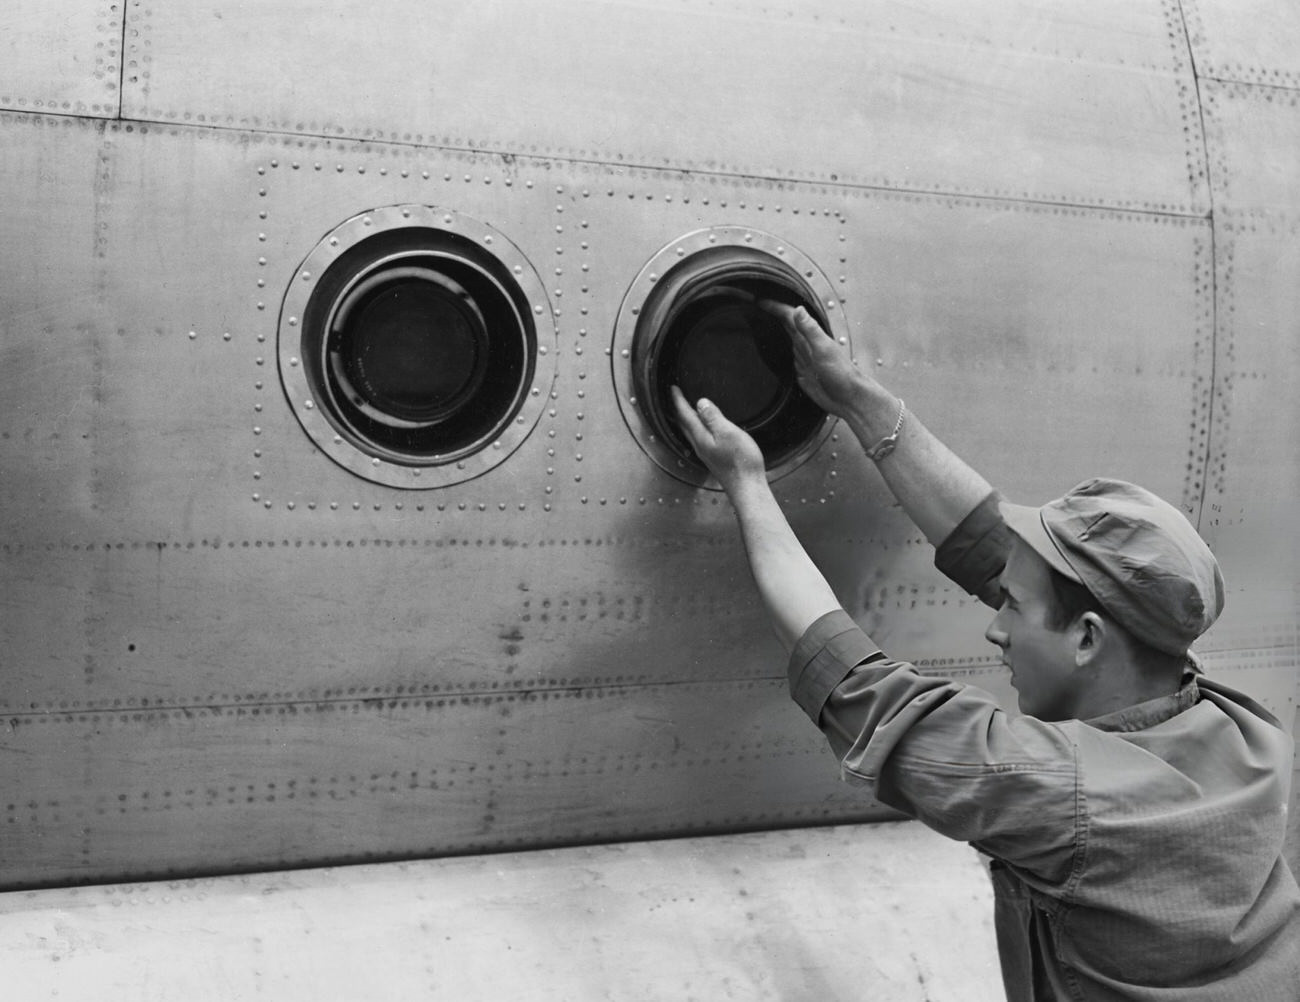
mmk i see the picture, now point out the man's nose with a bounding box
[985,611,1008,648]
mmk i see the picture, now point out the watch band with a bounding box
[864,398,906,462]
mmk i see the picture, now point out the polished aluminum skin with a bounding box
[1,0,1296,888]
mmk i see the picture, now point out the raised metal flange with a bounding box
[278,205,556,489]
[611,226,847,488]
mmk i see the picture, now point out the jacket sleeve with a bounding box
[789,611,1083,886]
[933,490,1015,610]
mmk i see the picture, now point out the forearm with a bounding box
[728,476,843,655]
[840,382,993,548]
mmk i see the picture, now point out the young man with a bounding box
[669,304,1299,1000]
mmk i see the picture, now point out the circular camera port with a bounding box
[279,206,555,489]
[613,229,844,486]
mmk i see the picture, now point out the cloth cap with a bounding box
[999,478,1225,655]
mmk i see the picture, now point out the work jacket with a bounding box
[787,496,1300,1000]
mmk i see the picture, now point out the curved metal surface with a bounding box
[0,1,1296,890]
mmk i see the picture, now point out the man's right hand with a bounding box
[760,300,870,419]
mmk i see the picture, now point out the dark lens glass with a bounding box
[669,296,792,428]
[340,278,486,423]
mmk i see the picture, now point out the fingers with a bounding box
[670,385,711,449]
[758,299,830,349]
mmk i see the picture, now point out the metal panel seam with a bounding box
[115,0,128,118]
[1174,0,1220,532]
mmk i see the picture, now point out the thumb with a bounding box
[694,396,721,430]
[791,306,826,343]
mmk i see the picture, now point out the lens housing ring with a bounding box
[278,205,556,489]
[612,227,847,487]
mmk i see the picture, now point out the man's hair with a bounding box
[1044,568,1187,677]
[1044,569,1103,632]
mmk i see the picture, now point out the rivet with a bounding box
[301,271,311,281]
[513,265,522,274]
[539,346,547,355]
[288,317,298,327]
[223,332,232,341]
[253,426,262,435]
[621,349,630,358]
[372,458,380,466]
[287,502,296,510]
[290,357,299,366]
[257,257,266,266]
[253,493,261,501]
[304,400,314,410]
[188,330,197,339]
[265,500,273,509]
[534,305,543,315]
[444,214,453,224]
[330,502,339,510]
[484,235,493,244]
[353,502,361,510]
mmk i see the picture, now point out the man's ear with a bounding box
[1074,611,1107,666]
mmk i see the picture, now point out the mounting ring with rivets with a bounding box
[278,205,556,489]
[612,226,846,488]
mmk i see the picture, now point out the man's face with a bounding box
[984,539,1080,721]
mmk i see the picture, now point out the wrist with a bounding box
[723,468,776,513]
[842,383,904,452]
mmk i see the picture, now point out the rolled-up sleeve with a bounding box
[934,490,1015,609]
[786,609,885,723]
[786,611,1082,885]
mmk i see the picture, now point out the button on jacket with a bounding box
[787,495,1300,1000]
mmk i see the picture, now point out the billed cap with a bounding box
[999,478,1225,655]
